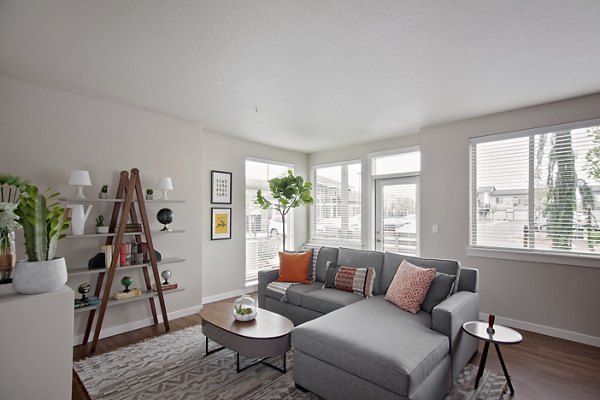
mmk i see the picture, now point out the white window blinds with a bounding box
[245,159,292,285]
[470,119,600,256]
[312,161,361,244]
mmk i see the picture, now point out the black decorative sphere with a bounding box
[157,208,174,225]
[78,283,91,300]
[78,283,91,296]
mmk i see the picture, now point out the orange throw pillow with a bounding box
[277,251,312,283]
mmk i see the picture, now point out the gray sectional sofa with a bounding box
[258,247,479,400]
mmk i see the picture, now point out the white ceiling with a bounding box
[1,1,600,153]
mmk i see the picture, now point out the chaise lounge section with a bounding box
[258,247,479,400]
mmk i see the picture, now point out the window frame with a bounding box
[310,159,362,246]
[370,146,421,177]
[468,117,600,268]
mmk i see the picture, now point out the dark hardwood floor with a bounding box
[73,308,600,400]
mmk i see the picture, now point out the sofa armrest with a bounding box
[258,268,280,308]
[432,291,480,383]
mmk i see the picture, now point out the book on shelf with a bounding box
[101,245,114,269]
[116,241,149,266]
[152,282,178,291]
[125,223,142,233]
[113,288,142,300]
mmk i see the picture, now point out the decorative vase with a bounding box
[233,294,257,322]
[0,230,16,282]
[12,257,68,294]
[67,204,93,235]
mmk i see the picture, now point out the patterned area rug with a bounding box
[74,325,507,400]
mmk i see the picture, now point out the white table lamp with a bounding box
[156,177,173,200]
[68,170,92,199]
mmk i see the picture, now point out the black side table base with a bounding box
[495,343,515,395]
[474,341,515,395]
[474,341,490,389]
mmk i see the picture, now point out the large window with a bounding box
[470,119,600,257]
[312,161,361,244]
[245,159,292,285]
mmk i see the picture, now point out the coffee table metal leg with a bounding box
[475,341,490,389]
[494,343,515,395]
[236,352,287,374]
[205,336,225,356]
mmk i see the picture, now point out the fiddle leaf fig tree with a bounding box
[255,170,313,251]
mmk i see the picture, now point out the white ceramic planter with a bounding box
[12,257,68,295]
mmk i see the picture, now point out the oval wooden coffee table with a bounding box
[199,302,294,373]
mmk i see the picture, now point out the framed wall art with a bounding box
[211,170,232,204]
[211,207,232,240]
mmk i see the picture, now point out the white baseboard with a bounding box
[73,304,203,346]
[479,313,600,348]
[202,285,257,305]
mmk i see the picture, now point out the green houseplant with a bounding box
[99,184,109,199]
[96,214,109,234]
[255,170,313,251]
[11,182,71,294]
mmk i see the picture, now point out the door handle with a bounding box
[376,239,382,243]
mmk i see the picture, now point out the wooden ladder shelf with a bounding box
[82,168,170,353]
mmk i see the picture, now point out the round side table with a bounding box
[462,321,522,395]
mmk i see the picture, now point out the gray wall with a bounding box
[199,130,308,301]
[309,93,600,345]
[0,76,307,340]
[2,73,598,346]
[420,93,600,345]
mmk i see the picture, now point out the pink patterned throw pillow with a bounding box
[384,260,436,314]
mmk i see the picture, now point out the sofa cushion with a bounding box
[300,244,321,281]
[381,252,461,294]
[285,248,314,279]
[323,262,376,298]
[385,260,435,314]
[314,246,339,282]
[265,281,322,306]
[301,288,364,314]
[337,247,385,295]
[421,272,456,313]
[292,296,447,397]
[278,251,312,283]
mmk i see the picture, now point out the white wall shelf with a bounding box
[68,257,186,277]
[74,288,185,314]
[60,197,185,203]
[64,229,185,239]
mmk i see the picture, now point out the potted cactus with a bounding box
[96,214,109,234]
[146,188,153,200]
[99,184,109,199]
[12,183,71,294]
